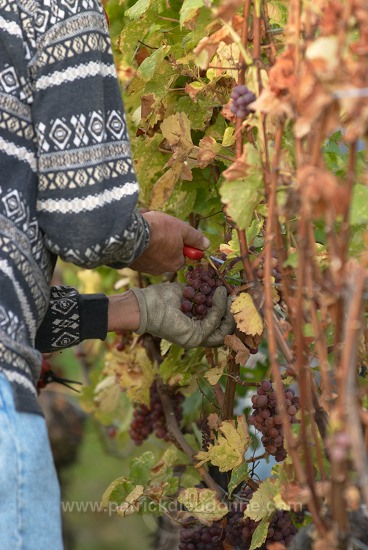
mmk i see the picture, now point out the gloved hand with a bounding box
[130,283,235,349]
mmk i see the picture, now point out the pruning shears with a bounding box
[183,246,225,265]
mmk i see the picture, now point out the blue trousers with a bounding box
[0,373,63,549]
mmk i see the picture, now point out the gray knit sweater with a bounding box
[0,0,149,413]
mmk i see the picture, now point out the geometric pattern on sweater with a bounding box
[46,286,80,349]
[0,0,149,414]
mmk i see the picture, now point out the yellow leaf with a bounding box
[150,162,183,210]
[106,348,157,406]
[204,365,225,385]
[231,293,263,336]
[195,418,249,472]
[77,269,102,293]
[244,478,281,521]
[177,488,228,525]
[94,375,121,414]
[116,485,144,517]
[160,112,192,149]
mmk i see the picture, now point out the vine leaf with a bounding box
[220,145,264,230]
[94,375,121,414]
[197,136,221,168]
[177,488,228,525]
[249,517,270,550]
[179,0,205,29]
[116,485,145,517]
[150,112,194,208]
[224,334,250,366]
[231,294,263,337]
[244,479,280,522]
[196,418,249,472]
[150,161,185,210]
[204,364,226,385]
[228,462,249,497]
[107,347,157,406]
[351,184,368,225]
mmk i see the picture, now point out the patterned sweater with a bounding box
[0,0,149,414]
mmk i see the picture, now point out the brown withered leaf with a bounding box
[224,334,250,366]
[250,87,293,119]
[194,26,232,69]
[305,36,339,82]
[281,482,311,511]
[297,165,339,218]
[197,136,221,169]
[214,0,244,22]
[141,93,155,119]
[223,148,250,180]
[269,47,297,96]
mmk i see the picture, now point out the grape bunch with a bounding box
[248,380,300,462]
[225,485,298,549]
[225,486,258,548]
[230,85,256,119]
[129,382,184,445]
[181,264,224,320]
[179,520,224,550]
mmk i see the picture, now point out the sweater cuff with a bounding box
[79,293,109,341]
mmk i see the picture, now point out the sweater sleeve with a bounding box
[28,0,149,268]
[35,286,109,353]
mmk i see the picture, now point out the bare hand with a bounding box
[130,212,210,275]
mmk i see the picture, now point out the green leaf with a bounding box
[350,184,368,226]
[102,476,131,509]
[125,0,155,20]
[130,451,157,485]
[228,463,249,497]
[249,517,270,550]
[178,488,228,525]
[176,96,214,131]
[220,145,264,230]
[138,45,171,82]
[179,0,204,28]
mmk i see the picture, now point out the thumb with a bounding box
[182,224,210,251]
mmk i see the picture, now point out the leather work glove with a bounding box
[130,283,235,349]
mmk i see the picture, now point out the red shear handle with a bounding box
[183,246,204,261]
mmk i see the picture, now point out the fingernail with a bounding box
[202,237,210,249]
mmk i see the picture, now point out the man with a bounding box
[0,1,233,547]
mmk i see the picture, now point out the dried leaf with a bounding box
[177,488,228,525]
[161,112,193,149]
[223,148,250,181]
[149,161,184,210]
[231,293,263,337]
[197,136,221,168]
[224,334,250,366]
[116,485,144,517]
[306,36,339,81]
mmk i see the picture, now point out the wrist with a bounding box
[107,290,141,332]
